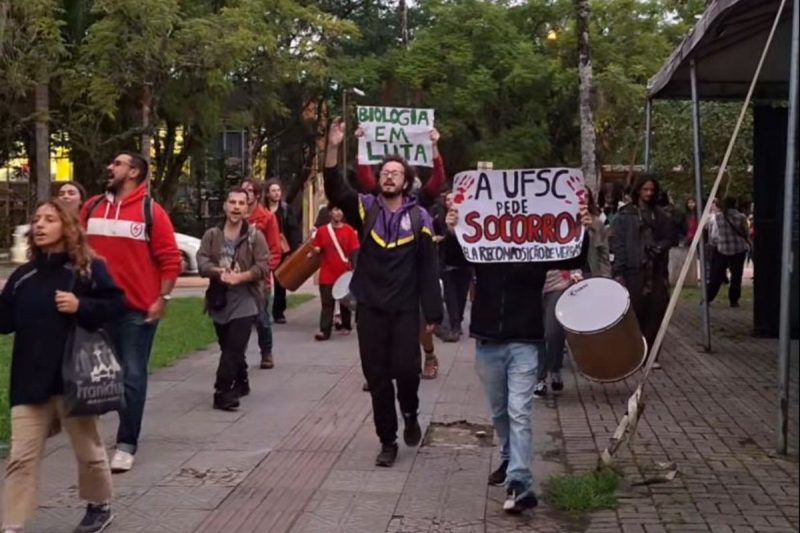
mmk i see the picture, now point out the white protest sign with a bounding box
[452,168,586,263]
[357,106,435,167]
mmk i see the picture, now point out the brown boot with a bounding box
[260,353,274,369]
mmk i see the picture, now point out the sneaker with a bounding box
[73,503,114,533]
[488,460,509,486]
[550,372,564,393]
[233,380,250,398]
[109,450,134,474]
[421,355,439,380]
[260,353,274,369]
[533,380,547,398]
[375,443,399,467]
[503,480,538,514]
[403,413,422,446]
[213,392,240,411]
[314,332,330,341]
[274,317,287,324]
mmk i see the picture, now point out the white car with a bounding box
[10,224,201,275]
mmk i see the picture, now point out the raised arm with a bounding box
[324,118,362,231]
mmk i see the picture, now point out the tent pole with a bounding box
[690,59,712,353]
[777,0,799,456]
[644,98,652,173]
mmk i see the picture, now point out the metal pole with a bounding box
[341,90,347,180]
[690,59,712,353]
[644,98,652,173]
[777,0,799,456]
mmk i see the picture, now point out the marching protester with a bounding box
[445,198,592,514]
[533,270,581,398]
[241,179,282,370]
[707,196,750,307]
[2,201,125,533]
[324,118,443,467]
[57,181,88,216]
[434,192,473,342]
[197,187,269,411]
[311,202,360,340]
[610,176,676,357]
[265,179,301,324]
[355,126,445,379]
[584,188,612,278]
[81,151,182,474]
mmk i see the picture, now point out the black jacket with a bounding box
[0,253,125,407]
[468,239,588,344]
[271,201,302,251]
[323,166,443,323]
[610,203,675,277]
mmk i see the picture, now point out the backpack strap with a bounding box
[360,199,382,244]
[83,195,106,226]
[409,205,423,239]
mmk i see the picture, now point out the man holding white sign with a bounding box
[445,168,591,514]
[357,106,435,167]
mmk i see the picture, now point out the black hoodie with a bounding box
[0,253,125,407]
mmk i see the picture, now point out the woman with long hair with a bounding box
[1,201,125,533]
[57,181,88,215]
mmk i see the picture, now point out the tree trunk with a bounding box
[34,81,50,202]
[141,84,153,168]
[575,0,597,192]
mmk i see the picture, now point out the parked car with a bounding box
[10,224,201,275]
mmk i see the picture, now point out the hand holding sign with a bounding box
[357,106,435,167]
[452,168,587,263]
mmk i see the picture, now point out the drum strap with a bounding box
[327,224,348,264]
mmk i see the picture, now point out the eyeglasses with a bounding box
[380,170,403,179]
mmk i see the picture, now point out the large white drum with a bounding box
[332,271,356,311]
[555,277,647,383]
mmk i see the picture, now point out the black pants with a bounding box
[624,272,669,356]
[273,279,287,320]
[214,316,255,394]
[320,284,351,335]
[441,266,472,332]
[707,250,747,305]
[357,306,421,444]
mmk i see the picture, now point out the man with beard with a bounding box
[81,151,182,473]
[611,176,676,356]
[324,118,443,467]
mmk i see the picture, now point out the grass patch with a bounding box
[0,292,315,445]
[543,467,622,514]
[676,284,753,306]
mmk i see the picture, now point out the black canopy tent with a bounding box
[644,0,798,455]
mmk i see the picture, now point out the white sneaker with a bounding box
[533,380,547,398]
[109,450,134,473]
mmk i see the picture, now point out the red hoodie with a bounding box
[80,183,182,313]
[247,204,282,277]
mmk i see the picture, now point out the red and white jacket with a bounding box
[80,183,182,313]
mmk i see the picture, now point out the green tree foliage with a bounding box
[0,0,752,217]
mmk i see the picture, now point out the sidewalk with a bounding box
[1,297,797,532]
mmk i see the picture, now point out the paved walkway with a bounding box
[1,295,797,532]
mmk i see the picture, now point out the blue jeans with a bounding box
[474,341,539,489]
[107,310,158,455]
[256,288,273,356]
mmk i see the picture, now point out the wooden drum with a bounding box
[555,278,647,383]
[274,239,320,291]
